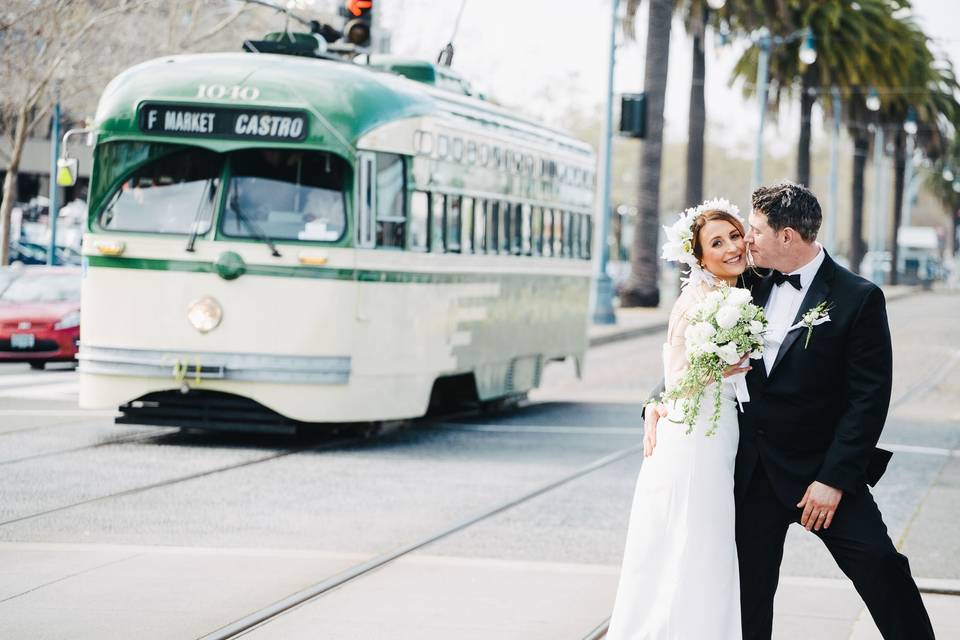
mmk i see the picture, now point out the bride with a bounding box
[606,199,753,640]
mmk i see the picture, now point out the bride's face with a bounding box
[697,219,747,281]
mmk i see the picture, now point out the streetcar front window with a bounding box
[221,149,347,243]
[97,147,222,235]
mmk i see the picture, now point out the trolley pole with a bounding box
[591,0,619,326]
[47,97,61,266]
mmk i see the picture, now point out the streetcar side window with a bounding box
[221,149,347,243]
[497,202,509,254]
[97,147,222,235]
[431,193,446,253]
[520,204,532,256]
[570,213,581,259]
[580,214,592,260]
[531,207,544,256]
[553,211,565,257]
[487,202,499,253]
[510,204,523,255]
[474,200,487,253]
[375,153,406,249]
[542,209,554,257]
[409,191,429,251]
[446,195,462,253]
[461,198,474,254]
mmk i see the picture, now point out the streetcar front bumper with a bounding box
[77,345,351,384]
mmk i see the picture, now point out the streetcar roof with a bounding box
[94,52,593,157]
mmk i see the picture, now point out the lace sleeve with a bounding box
[664,290,696,391]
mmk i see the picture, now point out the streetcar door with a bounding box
[356,151,376,249]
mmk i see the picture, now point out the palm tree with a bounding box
[876,16,960,283]
[730,0,910,188]
[926,135,960,252]
[620,0,674,307]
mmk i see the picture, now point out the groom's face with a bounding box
[745,210,783,270]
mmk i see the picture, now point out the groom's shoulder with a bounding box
[830,260,885,303]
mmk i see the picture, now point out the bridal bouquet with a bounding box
[664,286,767,436]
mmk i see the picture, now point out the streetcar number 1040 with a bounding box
[196,84,260,101]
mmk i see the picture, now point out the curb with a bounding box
[587,321,669,349]
[587,285,926,350]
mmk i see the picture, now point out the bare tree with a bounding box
[0,0,271,265]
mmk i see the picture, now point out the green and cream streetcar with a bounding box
[73,31,596,432]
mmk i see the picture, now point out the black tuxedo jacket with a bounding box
[736,253,894,507]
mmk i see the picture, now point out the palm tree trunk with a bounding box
[797,63,817,187]
[621,0,672,308]
[889,130,905,285]
[849,130,870,274]
[685,14,705,208]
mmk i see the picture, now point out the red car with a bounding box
[0,266,81,369]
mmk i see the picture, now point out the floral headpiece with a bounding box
[661,198,745,288]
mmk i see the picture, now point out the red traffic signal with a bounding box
[341,0,372,18]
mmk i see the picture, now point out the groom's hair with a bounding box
[751,182,821,242]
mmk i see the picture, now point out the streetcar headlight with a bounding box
[187,296,222,333]
[54,310,81,331]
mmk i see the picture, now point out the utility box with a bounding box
[619,93,647,138]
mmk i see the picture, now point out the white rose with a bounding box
[684,322,716,355]
[749,349,764,359]
[750,320,764,335]
[716,305,741,330]
[716,341,741,365]
[727,287,753,306]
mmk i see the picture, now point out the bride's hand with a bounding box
[722,354,752,378]
[643,403,668,457]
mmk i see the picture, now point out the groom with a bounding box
[733,182,933,639]
[644,182,934,639]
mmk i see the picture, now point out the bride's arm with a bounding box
[664,293,693,391]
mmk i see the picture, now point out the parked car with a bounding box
[0,265,24,296]
[0,266,81,369]
[8,241,82,266]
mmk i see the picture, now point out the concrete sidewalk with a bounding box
[587,283,921,349]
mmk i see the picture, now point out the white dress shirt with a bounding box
[762,246,825,373]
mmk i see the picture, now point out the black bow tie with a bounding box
[771,271,802,290]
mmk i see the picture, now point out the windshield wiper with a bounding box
[228,193,282,257]
[186,179,217,253]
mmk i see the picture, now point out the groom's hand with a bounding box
[797,481,843,531]
[643,403,667,457]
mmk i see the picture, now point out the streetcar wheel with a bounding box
[29,362,45,371]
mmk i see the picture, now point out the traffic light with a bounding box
[620,93,647,138]
[339,0,373,47]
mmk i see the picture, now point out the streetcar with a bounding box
[71,30,596,432]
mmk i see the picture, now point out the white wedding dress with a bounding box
[606,282,742,640]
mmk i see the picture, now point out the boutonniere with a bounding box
[789,301,833,348]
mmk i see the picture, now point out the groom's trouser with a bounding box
[736,464,934,640]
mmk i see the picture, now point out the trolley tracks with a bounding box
[0,428,375,528]
[199,440,645,640]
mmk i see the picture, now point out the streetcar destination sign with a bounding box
[138,103,309,142]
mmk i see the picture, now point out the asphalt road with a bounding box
[0,289,957,639]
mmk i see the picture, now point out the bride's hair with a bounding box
[690,210,746,266]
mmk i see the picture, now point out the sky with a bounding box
[354,0,960,159]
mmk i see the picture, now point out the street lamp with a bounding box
[706,0,727,9]
[799,31,817,65]
[903,107,918,135]
[901,107,918,227]
[865,87,881,112]
[591,0,619,325]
